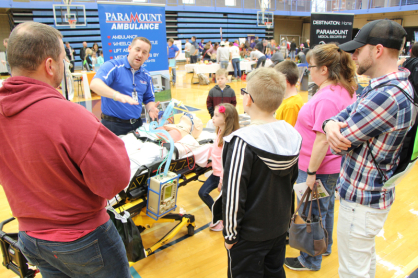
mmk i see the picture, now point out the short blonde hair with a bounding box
[247,67,286,113]
[216,68,228,78]
[86,48,93,55]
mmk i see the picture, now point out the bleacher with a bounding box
[3,0,418,70]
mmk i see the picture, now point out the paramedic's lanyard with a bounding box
[131,68,138,103]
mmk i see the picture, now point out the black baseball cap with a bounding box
[339,19,407,53]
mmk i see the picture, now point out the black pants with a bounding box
[101,118,143,136]
[190,55,198,64]
[256,56,266,68]
[227,232,287,278]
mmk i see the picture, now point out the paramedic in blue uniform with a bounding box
[91,37,159,136]
[167,38,180,86]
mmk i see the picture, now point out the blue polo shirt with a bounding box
[168,44,179,59]
[93,56,155,120]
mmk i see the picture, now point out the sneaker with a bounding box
[237,77,241,81]
[322,252,331,256]
[231,76,236,80]
[209,221,219,228]
[210,220,223,232]
[284,258,312,271]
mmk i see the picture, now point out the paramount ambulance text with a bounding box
[105,12,163,30]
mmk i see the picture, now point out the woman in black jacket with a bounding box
[290,38,297,61]
[85,48,93,71]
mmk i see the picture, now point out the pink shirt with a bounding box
[295,84,356,174]
[27,229,95,242]
[211,133,223,177]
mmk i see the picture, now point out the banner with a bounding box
[310,13,354,47]
[97,2,171,102]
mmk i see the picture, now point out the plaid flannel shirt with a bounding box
[328,68,416,209]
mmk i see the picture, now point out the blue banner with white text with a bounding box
[97,3,171,102]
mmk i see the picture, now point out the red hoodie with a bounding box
[0,77,130,232]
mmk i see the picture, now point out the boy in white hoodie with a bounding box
[212,67,302,277]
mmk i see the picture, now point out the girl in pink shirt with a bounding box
[198,103,239,231]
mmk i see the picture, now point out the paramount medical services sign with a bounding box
[97,2,167,71]
[310,13,354,47]
[105,12,163,30]
[97,2,171,102]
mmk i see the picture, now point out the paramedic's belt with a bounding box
[101,113,141,125]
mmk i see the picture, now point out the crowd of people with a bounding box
[64,41,104,73]
[182,36,311,82]
[0,18,417,278]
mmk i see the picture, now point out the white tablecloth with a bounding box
[71,72,91,99]
[175,52,186,61]
[185,59,273,74]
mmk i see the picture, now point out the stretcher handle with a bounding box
[0,217,16,232]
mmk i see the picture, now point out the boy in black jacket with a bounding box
[206,68,237,118]
[212,67,302,277]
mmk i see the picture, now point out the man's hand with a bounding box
[306,174,316,190]
[1,60,5,65]
[148,101,160,121]
[324,121,351,153]
[225,242,236,250]
[217,181,222,192]
[115,93,139,105]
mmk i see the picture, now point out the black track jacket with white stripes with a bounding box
[212,121,302,244]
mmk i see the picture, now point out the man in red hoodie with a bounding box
[0,22,132,277]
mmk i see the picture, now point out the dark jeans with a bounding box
[232,58,241,78]
[102,118,143,136]
[17,219,130,278]
[190,55,198,64]
[198,174,220,210]
[256,56,266,68]
[227,232,287,278]
[296,169,339,270]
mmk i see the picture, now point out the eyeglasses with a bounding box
[308,65,318,69]
[241,88,254,103]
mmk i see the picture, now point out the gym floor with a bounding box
[1,66,418,278]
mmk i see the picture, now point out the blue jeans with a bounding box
[169,58,176,84]
[198,174,220,210]
[290,50,296,60]
[232,58,241,78]
[17,219,130,278]
[220,61,229,69]
[296,169,339,271]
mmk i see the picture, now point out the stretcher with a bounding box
[113,153,213,256]
[0,101,215,277]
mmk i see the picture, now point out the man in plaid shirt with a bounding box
[323,20,416,277]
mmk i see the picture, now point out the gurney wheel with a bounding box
[187,224,195,236]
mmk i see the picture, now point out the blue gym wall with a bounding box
[8,8,272,69]
[3,0,418,69]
